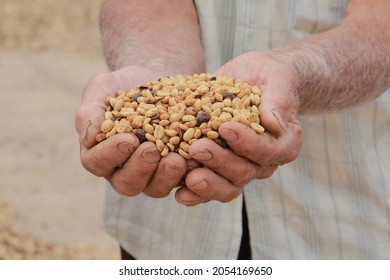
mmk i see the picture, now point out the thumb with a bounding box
[75,103,105,149]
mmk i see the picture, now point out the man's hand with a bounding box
[175,52,302,206]
[75,66,187,197]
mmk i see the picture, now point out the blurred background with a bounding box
[0,0,119,259]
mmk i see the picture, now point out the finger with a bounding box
[184,167,243,204]
[189,138,274,187]
[175,186,210,207]
[176,159,202,187]
[75,73,120,149]
[143,152,187,198]
[75,103,107,149]
[109,142,161,196]
[185,159,202,174]
[80,133,139,177]
[218,121,301,165]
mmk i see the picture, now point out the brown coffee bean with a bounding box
[196,111,211,125]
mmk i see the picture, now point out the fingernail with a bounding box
[176,196,192,206]
[117,142,136,154]
[163,163,183,176]
[177,197,193,206]
[271,109,285,131]
[176,192,197,206]
[179,200,194,206]
[220,128,238,142]
[191,180,208,191]
[141,146,160,164]
[186,159,202,171]
[191,150,213,161]
[79,120,92,144]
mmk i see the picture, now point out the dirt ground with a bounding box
[0,0,120,259]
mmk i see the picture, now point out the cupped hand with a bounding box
[175,51,302,206]
[75,66,186,197]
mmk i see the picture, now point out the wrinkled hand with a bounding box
[75,66,187,197]
[175,51,302,206]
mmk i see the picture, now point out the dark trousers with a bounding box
[120,197,251,260]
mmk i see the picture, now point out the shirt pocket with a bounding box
[288,0,348,35]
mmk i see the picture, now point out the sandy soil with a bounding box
[0,0,120,259]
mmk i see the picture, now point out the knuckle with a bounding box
[144,188,170,198]
[144,176,178,198]
[211,158,228,174]
[219,188,243,203]
[263,144,283,164]
[80,153,106,177]
[232,167,257,187]
[285,146,300,163]
[235,141,254,156]
[111,179,143,197]
[257,165,278,179]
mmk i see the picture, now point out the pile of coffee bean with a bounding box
[96,73,264,159]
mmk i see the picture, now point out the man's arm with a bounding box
[270,0,390,114]
[100,0,205,74]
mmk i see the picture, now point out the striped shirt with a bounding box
[103,0,390,259]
